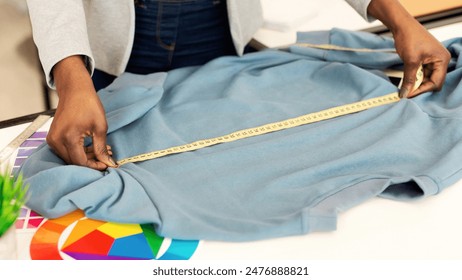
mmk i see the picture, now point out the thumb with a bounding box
[399,64,423,98]
[92,132,118,168]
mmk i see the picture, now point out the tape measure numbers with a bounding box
[117,92,401,165]
[117,43,424,165]
[0,41,425,168]
[0,115,51,164]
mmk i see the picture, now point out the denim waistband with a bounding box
[94,0,234,90]
[125,0,234,75]
[135,0,217,6]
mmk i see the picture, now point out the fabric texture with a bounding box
[20,29,462,242]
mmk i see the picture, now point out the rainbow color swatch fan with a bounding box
[30,210,199,260]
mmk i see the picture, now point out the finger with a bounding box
[66,138,92,167]
[67,141,110,171]
[86,159,110,171]
[426,62,447,92]
[423,64,433,79]
[49,143,72,164]
[86,152,96,160]
[85,145,113,156]
[399,62,420,98]
[84,151,113,161]
[46,134,72,164]
[409,63,447,97]
[92,132,118,168]
[408,80,437,97]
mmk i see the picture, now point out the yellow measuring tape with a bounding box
[293,43,398,53]
[117,92,400,165]
[117,44,425,166]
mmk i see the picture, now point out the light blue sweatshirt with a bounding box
[20,29,462,241]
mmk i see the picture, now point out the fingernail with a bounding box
[399,87,409,98]
[108,157,118,167]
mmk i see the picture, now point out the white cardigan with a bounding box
[26,0,371,88]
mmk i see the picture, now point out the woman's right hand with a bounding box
[48,55,117,170]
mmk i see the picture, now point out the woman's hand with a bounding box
[49,55,117,170]
[391,17,451,98]
[368,0,451,98]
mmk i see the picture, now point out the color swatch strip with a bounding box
[13,131,47,231]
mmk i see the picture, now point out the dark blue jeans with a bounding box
[93,0,236,91]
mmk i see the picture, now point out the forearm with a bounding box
[53,56,94,98]
[367,0,418,34]
[367,0,450,98]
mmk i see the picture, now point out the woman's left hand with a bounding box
[393,18,451,98]
[367,0,451,98]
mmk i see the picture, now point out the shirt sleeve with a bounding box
[26,0,95,89]
[344,0,376,22]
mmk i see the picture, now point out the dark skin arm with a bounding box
[48,55,117,170]
[367,0,451,98]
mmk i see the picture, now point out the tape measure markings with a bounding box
[117,92,400,165]
[293,43,398,53]
[118,43,424,165]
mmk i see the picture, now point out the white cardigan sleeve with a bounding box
[26,0,95,88]
[344,0,376,21]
